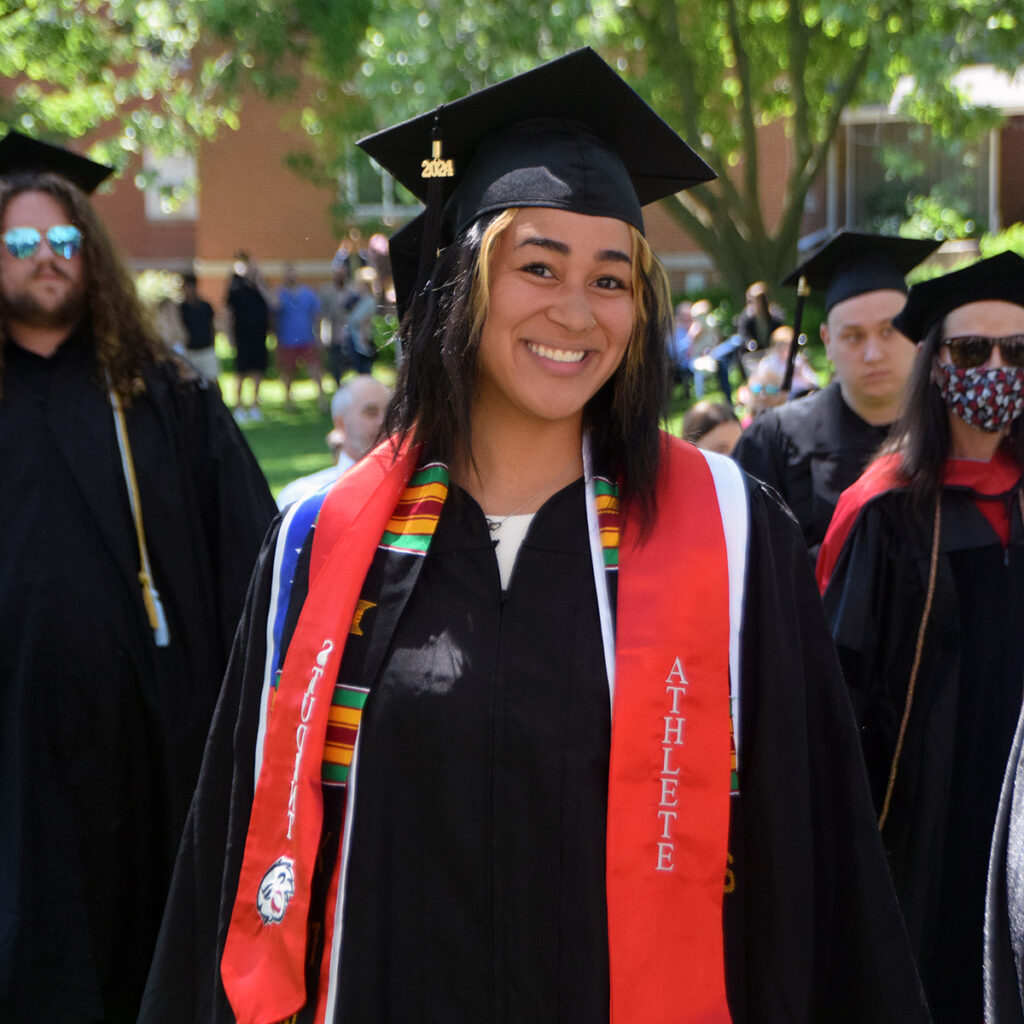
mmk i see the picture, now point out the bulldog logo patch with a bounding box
[256,856,295,925]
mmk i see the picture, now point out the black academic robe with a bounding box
[140,466,929,1023]
[734,380,891,555]
[822,475,1024,1023]
[0,329,276,1024]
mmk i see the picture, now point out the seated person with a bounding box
[682,400,743,455]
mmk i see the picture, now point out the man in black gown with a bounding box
[0,132,276,1023]
[734,231,938,555]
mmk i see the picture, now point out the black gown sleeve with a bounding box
[139,517,298,1024]
[724,480,930,1022]
[733,411,791,499]
[174,370,279,653]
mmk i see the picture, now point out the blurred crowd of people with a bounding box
[151,242,393,423]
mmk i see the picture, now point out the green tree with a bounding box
[292,0,1024,299]
[0,0,371,183]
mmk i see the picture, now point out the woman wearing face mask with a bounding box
[817,250,1024,1024]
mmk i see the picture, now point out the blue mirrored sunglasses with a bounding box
[2,224,83,260]
[750,382,780,395]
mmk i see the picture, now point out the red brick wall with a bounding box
[91,166,196,270]
[195,91,340,288]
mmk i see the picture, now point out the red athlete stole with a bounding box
[222,435,734,1024]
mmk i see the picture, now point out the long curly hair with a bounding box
[0,172,167,402]
[383,208,673,530]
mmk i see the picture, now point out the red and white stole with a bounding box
[221,435,746,1024]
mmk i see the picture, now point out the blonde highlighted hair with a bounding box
[385,206,672,526]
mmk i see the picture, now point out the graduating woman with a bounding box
[141,50,926,1024]
[817,251,1024,1023]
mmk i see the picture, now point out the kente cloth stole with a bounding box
[222,435,742,1024]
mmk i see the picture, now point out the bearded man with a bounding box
[0,132,276,1024]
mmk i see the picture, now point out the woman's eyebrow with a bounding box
[515,236,632,264]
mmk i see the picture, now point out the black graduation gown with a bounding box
[986,693,1024,1023]
[822,476,1024,1023]
[734,380,891,555]
[140,470,930,1023]
[0,329,276,1024]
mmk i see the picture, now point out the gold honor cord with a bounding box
[107,376,170,647]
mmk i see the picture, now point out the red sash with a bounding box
[222,436,734,1024]
[221,440,419,1024]
[608,440,732,1023]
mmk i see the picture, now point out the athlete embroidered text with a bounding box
[657,657,688,871]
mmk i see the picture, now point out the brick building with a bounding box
[88,65,1022,309]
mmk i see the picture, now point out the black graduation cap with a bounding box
[892,250,1024,343]
[782,230,940,314]
[0,129,114,194]
[357,47,714,315]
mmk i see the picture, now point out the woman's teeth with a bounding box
[528,342,586,364]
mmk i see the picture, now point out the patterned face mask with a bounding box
[935,363,1024,433]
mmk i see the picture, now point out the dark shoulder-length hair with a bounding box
[383,207,673,530]
[881,320,1024,502]
[682,399,740,445]
[0,171,166,403]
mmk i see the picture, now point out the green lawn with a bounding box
[225,370,396,499]
[226,343,829,499]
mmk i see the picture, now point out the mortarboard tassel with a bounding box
[415,108,453,299]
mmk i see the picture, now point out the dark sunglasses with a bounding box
[2,224,83,260]
[941,335,1024,369]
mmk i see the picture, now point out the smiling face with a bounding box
[0,189,86,339]
[472,207,636,437]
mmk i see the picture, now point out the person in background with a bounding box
[179,270,219,383]
[346,265,380,374]
[818,251,1024,1024]
[141,48,927,1024]
[667,299,694,394]
[224,250,271,421]
[733,231,939,555]
[0,130,276,1024]
[275,263,325,412]
[319,247,358,386]
[685,297,720,399]
[709,281,786,404]
[734,281,786,354]
[757,325,820,397]
[682,400,743,455]
[741,358,786,423]
[276,373,391,509]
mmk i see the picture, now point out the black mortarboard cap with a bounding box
[358,48,714,315]
[782,230,940,314]
[892,250,1024,342]
[0,129,114,194]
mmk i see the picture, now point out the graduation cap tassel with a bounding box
[139,571,171,648]
[415,108,453,298]
[782,275,811,394]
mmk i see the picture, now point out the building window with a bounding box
[845,120,991,234]
[344,151,420,223]
[141,150,198,222]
